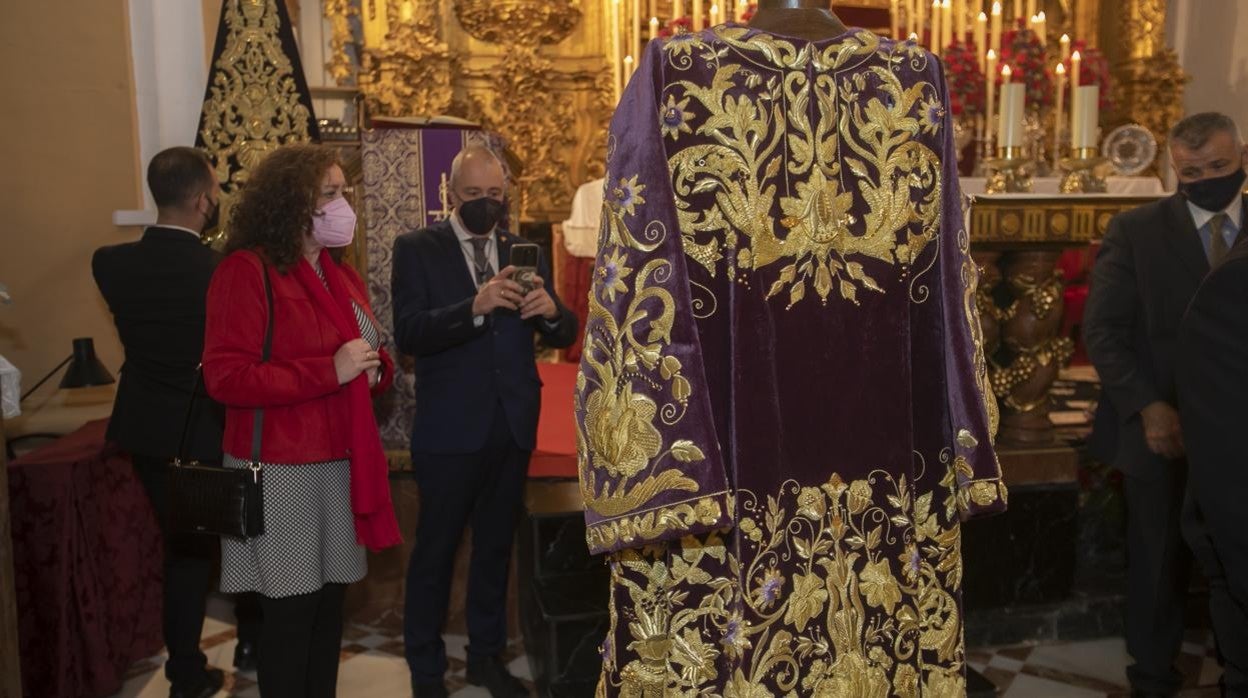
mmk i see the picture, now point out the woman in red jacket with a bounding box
[203,144,401,696]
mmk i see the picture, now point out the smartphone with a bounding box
[509,243,540,295]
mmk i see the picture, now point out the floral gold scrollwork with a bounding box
[601,467,971,695]
[199,0,315,194]
[664,29,944,309]
[577,250,707,517]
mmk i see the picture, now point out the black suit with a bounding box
[1084,193,1247,693]
[92,226,257,685]
[391,221,577,683]
[1177,240,1248,695]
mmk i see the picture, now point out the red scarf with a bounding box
[293,250,401,552]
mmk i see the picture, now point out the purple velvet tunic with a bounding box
[575,24,1007,696]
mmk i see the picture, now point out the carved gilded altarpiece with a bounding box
[325,0,614,222]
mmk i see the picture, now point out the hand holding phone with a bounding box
[509,243,540,295]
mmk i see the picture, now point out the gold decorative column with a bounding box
[1104,0,1188,174]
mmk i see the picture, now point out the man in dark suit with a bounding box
[93,147,259,697]
[1178,239,1248,697]
[1085,112,1247,697]
[392,145,577,698]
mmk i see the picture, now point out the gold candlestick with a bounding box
[1058,148,1112,193]
[985,146,1035,193]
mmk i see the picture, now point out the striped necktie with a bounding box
[470,236,494,286]
[1209,213,1230,266]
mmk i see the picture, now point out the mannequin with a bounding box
[580,5,1006,693]
[747,0,848,40]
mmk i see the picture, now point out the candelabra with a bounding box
[984,146,1035,194]
[1058,147,1112,193]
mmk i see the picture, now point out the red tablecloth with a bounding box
[530,363,579,479]
[8,419,162,698]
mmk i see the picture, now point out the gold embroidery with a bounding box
[599,466,968,696]
[663,29,943,308]
[585,494,730,552]
[961,227,1002,442]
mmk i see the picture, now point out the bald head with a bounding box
[449,145,506,208]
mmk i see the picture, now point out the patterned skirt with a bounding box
[219,454,366,599]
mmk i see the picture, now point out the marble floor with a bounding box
[113,593,1223,698]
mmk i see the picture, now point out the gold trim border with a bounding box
[969,194,1164,246]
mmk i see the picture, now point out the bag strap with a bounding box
[251,257,275,467]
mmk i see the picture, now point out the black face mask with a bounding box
[458,196,505,236]
[1179,167,1247,213]
[202,197,220,234]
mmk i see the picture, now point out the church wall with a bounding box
[1168,0,1248,173]
[0,0,143,397]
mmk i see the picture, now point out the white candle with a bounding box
[736,0,747,22]
[942,0,953,50]
[1060,33,1070,62]
[1026,0,1036,21]
[1034,11,1046,45]
[649,16,659,39]
[989,2,1002,56]
[954,0,965,42]
[1072,84,1099,149]
[975,12,987,69]
[1053,63,1066,161]
[1070,50,1081,90]
[611,0,622,102]
[999,82,1026,148]
[930,0,941,52]
[693,0,703,30]
[1001,63,1012,84]
[648,0,657,23]
[892,0,901,38]
[672,0,682,22]
[917,0,927,45]
[632,0,641,70]
[986,49,998,147]
[908,0,918,37]
[709,2,719,26]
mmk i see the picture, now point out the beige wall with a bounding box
[1169,0,1248,167]
[0,1,141,399]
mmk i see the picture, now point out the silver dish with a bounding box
[1102,123,1157,176]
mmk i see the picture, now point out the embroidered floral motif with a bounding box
[598,468,969,696]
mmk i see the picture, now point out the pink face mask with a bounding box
[311,197,357,247]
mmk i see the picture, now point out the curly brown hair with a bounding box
[225,144,341,273]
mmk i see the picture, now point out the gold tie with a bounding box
[1209,213,1230,266]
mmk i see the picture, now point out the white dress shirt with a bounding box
[149,223,202,239]
[451,213,498,328]
[1188,196,1244,262]
[450,212,499,289]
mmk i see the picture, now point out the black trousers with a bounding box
[257,583,346,697]
[132,455,261,685]
[403,403,529,682]
[1185,465,1248,696]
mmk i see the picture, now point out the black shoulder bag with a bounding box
[167,260,273,538]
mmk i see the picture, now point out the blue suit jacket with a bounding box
[391,221,578,454]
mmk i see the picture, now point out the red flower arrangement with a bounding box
[658,16,692,38]
[1064,40,1114,113]
[942,43,985,118]
[998,21,1053,110]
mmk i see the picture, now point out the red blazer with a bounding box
[203,251,394,464]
